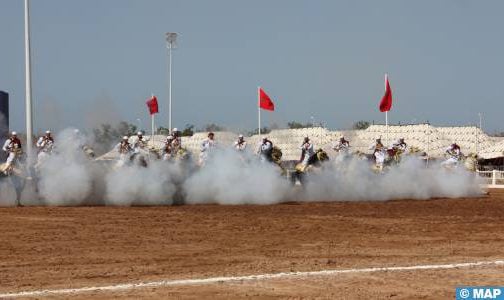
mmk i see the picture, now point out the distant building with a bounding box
[0,90,8,161]
[0,90,8,137]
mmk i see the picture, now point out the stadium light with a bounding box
[24,0,34,166]
[476,112,483,155]
[165,32,178,133]
[478,113,483,131]
[425,126,431,167]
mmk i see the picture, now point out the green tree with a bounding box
[247,127,271,136]
[287,121,313,129]
[204,123,224,132]
[352,120,370,130]
[116,121,137,136]
[181,124,194,136]
[157,126,170,135]
[92,121,137,155]
[270,122,280,130]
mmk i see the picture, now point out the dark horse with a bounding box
[290,149,329,186]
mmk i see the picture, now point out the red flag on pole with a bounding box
[146,95,159,115]
[379,74,392,112]
[259,88,275,111]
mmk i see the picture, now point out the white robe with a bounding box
[301,142,315,165]
[234,140,247,151]
[37,136,54,153]
[374,150,386,165]
[114,142,132,167]
[391,141,407,152]
[443,147,462,166]
[333,141,349,153]
[2,139,18,165]
[199,138,216,165]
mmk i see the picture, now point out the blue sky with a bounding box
[1,0,503,133]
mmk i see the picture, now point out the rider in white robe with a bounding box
[133,132,148,154]
[199,132,217,166]
[333,137,350,153]
[162,136,175,161]
[114,136,133,167]
[2,132,22,172]
[442,143,462,167]
[234,135,247,152]
[36,130,54,165]
[390,138,407,153]
[333,136,350,163]
[369,138,386,169]
[300,137,315,167]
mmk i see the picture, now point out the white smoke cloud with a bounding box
[183,149,292,205]
[19,180,40,206]
[105,161,178,206]
[36,128,93,205]
[1,129,484,206]
[303,156,483,201]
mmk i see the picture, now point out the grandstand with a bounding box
[97,124,504,162]
[179,124,504,161]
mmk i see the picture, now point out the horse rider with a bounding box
[442,143,463,167]
[115,136,133,167]
[36,130,55,164]
[162,135,175,161]
[391,138,407,152]
[369,138,384,153]
[299,136,315,167]
[199,132,217,166]
[390,138,407,162]
[170,128,182,154]
[369,138,386,170]
[133,131,148,154]
[2,131,22,174]
[257,136,273,162]
[234,134,247,151]
[333,136,350,153]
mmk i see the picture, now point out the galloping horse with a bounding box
[291,149,330,185]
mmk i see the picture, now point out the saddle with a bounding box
[271,146,282,163]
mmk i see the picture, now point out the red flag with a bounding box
[259,87,275,111]
[379,74,392,112]
[146,95,159,115]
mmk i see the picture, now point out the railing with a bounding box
[476,170,504,188]
[479,165,504,171]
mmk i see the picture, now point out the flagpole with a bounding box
[426,125,430,167]
[385,111,388,147]
[151,93,155,144]
[384,73,389,147]
[151,115,155,144]
[258,86,261,137]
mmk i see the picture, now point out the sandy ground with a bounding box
[0,190,503,299]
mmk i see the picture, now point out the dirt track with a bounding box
[0,190,503,299]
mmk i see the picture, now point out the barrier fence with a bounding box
[476,170,504,188]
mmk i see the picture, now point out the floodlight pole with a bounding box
[426,126,430,167]
[24,0,34,166]
[476,112,482,155]
[136,118,142,131]
[166,32,178,133]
